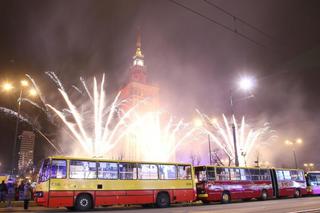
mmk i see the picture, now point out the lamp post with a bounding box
[230,76,256,167]
[285,138,303,169]
[2,80,37,174]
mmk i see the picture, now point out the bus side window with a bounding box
[250,169,260,181]
[138,164,158,180]
[178,165,191,180]
[98,162,118,179]
[119,163,137,180]
[216,167,229,181]
[290,170,298,181]
[260,169,271,181]
[159,165,177,180]
[70,160,97,179]
[207,167,215,180]
[297,170,304,181]
[50,160,67,179]
[230,168,241,181]
[240,168,251,181]
[276,170,284,181]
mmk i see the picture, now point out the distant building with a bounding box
[18,131,35,174]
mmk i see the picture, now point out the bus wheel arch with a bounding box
[260,189,268,201]
[75,193,93,211]
[221,191,231,204]
[156,191,170,208]
[294,188,301,198]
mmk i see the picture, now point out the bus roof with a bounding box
[307,171,320,174]
[194,165,304,171]
[47,156,192,166]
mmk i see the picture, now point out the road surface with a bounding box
[1,197,320,213]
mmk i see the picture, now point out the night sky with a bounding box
[1,0,320,172]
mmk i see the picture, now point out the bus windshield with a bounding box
[308,173,320,186]
[38,159,50,182]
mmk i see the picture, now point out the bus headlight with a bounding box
[35,191,44,198]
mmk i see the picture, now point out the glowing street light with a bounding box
[304,163,315,171]
[29,88,37,97]
[20,80,29,87]
[2,82,14,91]
[238,76,255,92]
[230,75,256,167]
[285,138,303,169]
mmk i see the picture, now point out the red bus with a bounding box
[195,166,306,204]
[271,168,307,198]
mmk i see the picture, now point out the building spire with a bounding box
[133,29,144,67]
[134,29,144,60]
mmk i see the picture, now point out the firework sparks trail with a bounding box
[47,74,129,156]
[196,110,275,166]
[25,72,198,161]
[25,74,48,111]
[45,71,66,92]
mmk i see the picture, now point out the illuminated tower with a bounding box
[119,33,160,160]
[120,33,159,112]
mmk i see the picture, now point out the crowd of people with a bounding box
[0,179,33,210]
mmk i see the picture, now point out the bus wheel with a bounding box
[260,190,268,201]
[75,194,92,211]
[156,192,170,208]
[294,189,301,198]
[221,192,231,204]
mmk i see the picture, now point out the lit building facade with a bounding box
[18,131,35,174]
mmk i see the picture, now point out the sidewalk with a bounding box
[0,201,36,208]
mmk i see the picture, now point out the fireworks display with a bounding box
[196,110,277,166]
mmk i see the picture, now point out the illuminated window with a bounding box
[119,163,137,180]
[134,59,144,66]
[70,160,97,179]
[98,162,118,179]
[50,160,67,179]
[159,165,177,180]
[39,159,50,182]
[216,167,230,181]
[138,164,158,179]
[178,165,192,180]
[240,169,252,181]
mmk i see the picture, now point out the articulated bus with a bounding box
[195,166,306,203]
[305,171,320,195]
[34,156,196,211]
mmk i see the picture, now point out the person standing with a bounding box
[6,179,15,208]
[0,180,7,203]
[18,181,25,201]
[23,182,32,210]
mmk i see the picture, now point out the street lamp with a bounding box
[230,75,256,167]
[303,163,314,171]
[2,79,37,174]
[285,138,303,169]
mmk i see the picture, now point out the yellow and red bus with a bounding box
[34,156,196,210]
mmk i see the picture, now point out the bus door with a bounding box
[270,169,279,197]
